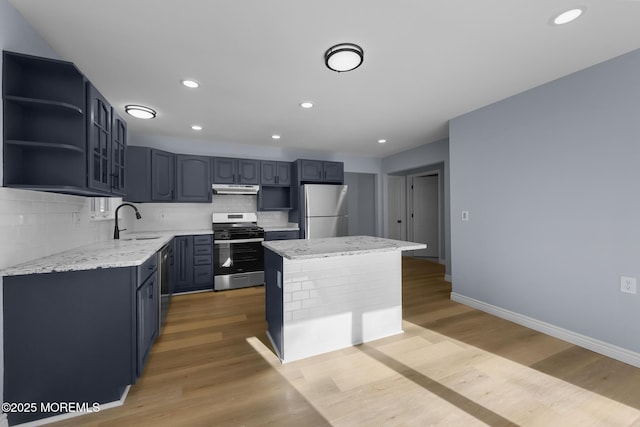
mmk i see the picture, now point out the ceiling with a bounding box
[9,0,640,158]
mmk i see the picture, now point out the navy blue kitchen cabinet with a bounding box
[176,154,212,202]
[264,248,284,359]
[124,146,152,202]
[125,147,175,202]
[87,83,128,195]
[264,230,299,241]
[111,109,127,194]
[258,186,293,211]
[297,159,344,183]
[192,235,214,289]
[151,149,175,201]
[173,234,213,293]
[87,83,112,193]
[126,148,213,203]
[260,160,291,186]
[2,50,126,196]
[137,254,159,376]
[173,235,194,291]
[258,161,292,211]
[212,157,260,184]
[3,256,160,425]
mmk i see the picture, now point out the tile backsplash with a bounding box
[120,194,290,233]
[0,188,115,269]
[0,191,292,269]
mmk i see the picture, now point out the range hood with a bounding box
[212,184,260,195]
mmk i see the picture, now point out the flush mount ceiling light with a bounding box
[378,139,387,144]
[191,125,203,131]
[272,134,281,140]
[125,105,156,119]
[300,101,314,109]
[325,43,364,73]
[553,8,584,25]
[182,79,200,88]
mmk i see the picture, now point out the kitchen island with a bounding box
[262,235,426,363]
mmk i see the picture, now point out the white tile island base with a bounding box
[263,236,426,363]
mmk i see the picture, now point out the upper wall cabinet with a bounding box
[2,51,126,196]
[151,149,175,201]
[87,83,127,195]
[176,154,211,202]
[111,110,127,194]
[260,161,291,186]
[125,147,174,202]
[125,147,211,203]
[296,159,344,183]
[212,157,259,184]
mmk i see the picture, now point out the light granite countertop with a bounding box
[0,229,213,277]
[262,235,426,260]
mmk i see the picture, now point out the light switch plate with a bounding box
[461,211,469,221]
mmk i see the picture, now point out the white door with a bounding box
[411,175,439,258]
[387,175,406,240]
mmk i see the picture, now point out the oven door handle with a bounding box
[215,238,265,244]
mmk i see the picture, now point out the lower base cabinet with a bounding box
[264,230,300,241]
[172,234,214,293]
[136,259,160,376]
[2,256,159,425]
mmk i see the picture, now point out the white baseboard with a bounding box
[444,274,452,282]
[11,386,130,427]
[451,292,640,369]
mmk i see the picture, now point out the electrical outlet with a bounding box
[71,212,81,225]
[620,276,637,294]
[159,212,168,221]
[461,211,469,221]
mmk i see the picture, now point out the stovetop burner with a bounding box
[212,212,264,240]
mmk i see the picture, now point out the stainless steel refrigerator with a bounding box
[302,184,348,239]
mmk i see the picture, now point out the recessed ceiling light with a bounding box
[182,79,200,88]
[378,139,387,144]
[125,105,156,119]
[553,8,583,25]
[191,125,203,131]
[300,102,314,109]
[272,134,281,140]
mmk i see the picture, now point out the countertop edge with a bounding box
[0,229,214,277]
[262,237,426,260]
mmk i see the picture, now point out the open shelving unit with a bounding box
[258,186,293,211]
[2,51,87,193]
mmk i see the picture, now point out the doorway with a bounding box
[408,173,439,259]
[387,168,442,261]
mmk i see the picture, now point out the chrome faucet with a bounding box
[114,203,142,239]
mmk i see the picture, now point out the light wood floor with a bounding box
[51,257,640,426]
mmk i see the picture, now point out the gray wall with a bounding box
[382,138,451,276]
[449,48,640,355]
[0,0,59,411]
[345,172,376,236]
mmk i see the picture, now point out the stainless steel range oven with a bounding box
[212,212,265,291]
